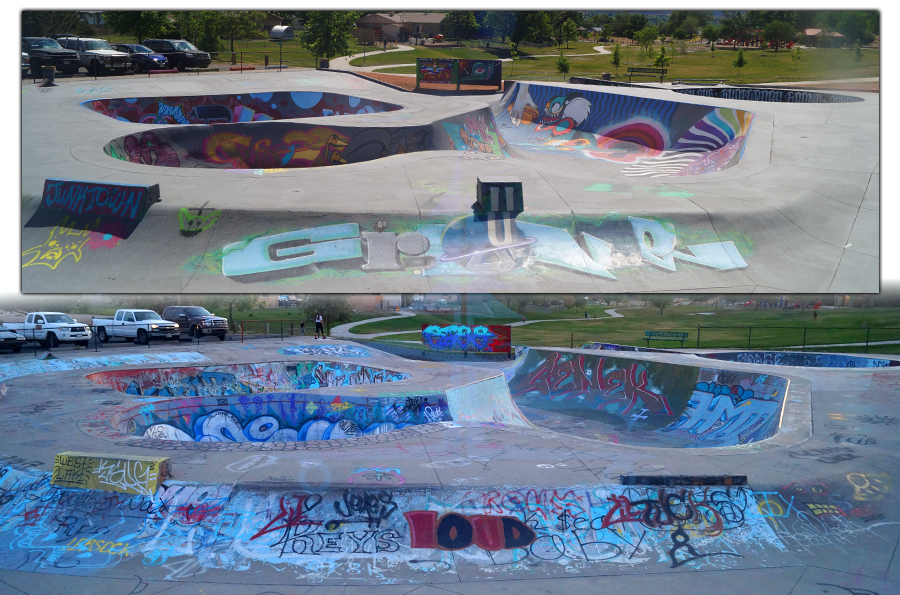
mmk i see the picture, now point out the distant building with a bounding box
[354,12,446,43]
[804,28,845,48]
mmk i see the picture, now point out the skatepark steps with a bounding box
[51,452,170,495]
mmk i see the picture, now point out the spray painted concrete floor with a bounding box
[20,69,878,294]
[0,338,897,594]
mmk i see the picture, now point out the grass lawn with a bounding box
[363,41,878,85]
[348,306,900,353]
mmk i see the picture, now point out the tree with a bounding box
[634,26,660,51]
[700,23,720,46]
[625,13,649,42]
[300,11,362,61]
[653,45,672,68]
[681,16,700,37]
[610,42,622,73]
[790,46,802,69]
[446,11,477,42]
[511,11,552,44]
[207,294,260,331]
[721,11,751,47]
[300,295,354,330]
[555,51,571,79]
[219,11,264,56]
[102,11,169,43]
[762,20,794,51]
[22,10,95,37]
[649,295,673,317]
[484,11,516,42]
[509,42,518,75]
[733,48,748,74]
[837,11,869,45]
[560,18,578,48]
[854,38,863,65]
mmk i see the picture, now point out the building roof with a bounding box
[805,28,844,37]
[390,12,446,24]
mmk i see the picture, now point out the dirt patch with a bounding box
[353,72,506,94]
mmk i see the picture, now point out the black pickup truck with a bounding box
[141,39,211,71]
[162,306,228,340]
[21,37,81,76]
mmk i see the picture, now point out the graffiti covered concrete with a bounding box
[0,352,208,383]
[496,82,754,177]
[0,467,788,581]
[698,351,900,368]
[507,348,789,447]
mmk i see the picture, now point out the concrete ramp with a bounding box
[494,82,754,176]
[506,347,789,447]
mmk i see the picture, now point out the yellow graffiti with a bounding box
[330,401,353,412]
[22,217,96,269]
[64,536,132,556]
[829,413,849,420]
[847,472,890,502]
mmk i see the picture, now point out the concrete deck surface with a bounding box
[20,68,878,294]
[0,338,896,594]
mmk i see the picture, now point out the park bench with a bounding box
[644,330,688,347]
[627,67,667,82]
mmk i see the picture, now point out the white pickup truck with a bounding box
[4,312,92,348]
[92,310,181,345]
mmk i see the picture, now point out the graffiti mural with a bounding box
[416,58,457,85]
[25,179,160,240]
[85,361,411,397]
[422,324,511,353]
[674,87,864,103]
[458,59,503,86]
[83,91,402,124]
[496,82,754,177]
[0,352,208,383]
[279,345,372,357]
[698,351,900,368]
[506,348,789,446]
[0,468,789,581]
[106,123,431,171]
[108,389,450,444]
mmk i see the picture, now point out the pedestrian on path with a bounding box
[299,321,305,335]
[315,312,325,339]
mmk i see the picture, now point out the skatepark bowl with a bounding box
[22,70,879,294]
[695,350,900,368]
[0,339,898,593]
[89,83,754,174]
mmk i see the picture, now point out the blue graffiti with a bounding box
[422,325,498,352]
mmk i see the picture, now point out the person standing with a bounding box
[315,312,325,339]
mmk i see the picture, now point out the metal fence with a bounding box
[693,325,900,353]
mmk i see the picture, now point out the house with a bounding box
[804,28,845,48]
[354,12,446,43]
[76,11,104,27]
[260,12,284,33]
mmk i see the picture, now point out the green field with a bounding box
[348,306,900,354]
[355,41,878,85]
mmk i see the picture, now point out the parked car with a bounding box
[92,310,180,345]
[141,39,211,71]
[21,37,81,76]
[21,52,29,75]
[0,326,26,353]
[111,43,168,73]
[161,306,228,340]
[4,312,92,348]
[56,36,131,75]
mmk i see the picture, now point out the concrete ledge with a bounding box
[51,452,170,495]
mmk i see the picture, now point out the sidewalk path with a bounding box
[331,308,626,340]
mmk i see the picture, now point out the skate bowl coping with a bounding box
[695,351,900,368]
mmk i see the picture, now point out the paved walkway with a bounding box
[331,308,626,340]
